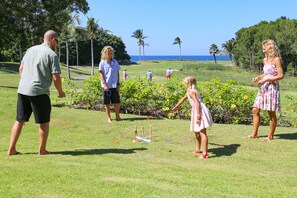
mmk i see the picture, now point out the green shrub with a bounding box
[200,78,256,124]
[65,76,294,126]
[281,94,297,127]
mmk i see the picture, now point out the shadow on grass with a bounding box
[0,62,19,73]
[274,132,297,140]
[51,147,147,156]
[208,143,240,158]
[0,85,18,89]
[120,117,164,121]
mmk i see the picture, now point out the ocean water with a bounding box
[130,55,230,62]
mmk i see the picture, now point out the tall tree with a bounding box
[0,0,89,62]
[139,39,149,61]
[70,27,85,67]
[87,17,99,76]
[65,13,80,79]
[222,38,236,64]
[173,37,182,60]
[131,29,147,63]
[209,44,219,64]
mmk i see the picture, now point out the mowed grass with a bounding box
[0,61,297,197]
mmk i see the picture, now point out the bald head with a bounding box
[44,30,58,42]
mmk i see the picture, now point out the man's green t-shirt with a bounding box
[18,43,61,96]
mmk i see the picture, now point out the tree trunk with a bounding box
[66,32,71,79]
[58,43,61,63]
[143,46,145,61]
[76,41,79,67]
[19,45,22,63]
[91,39,94,76]
[138,44,141,63]
[179,45,182,61]
[213,54,217,64]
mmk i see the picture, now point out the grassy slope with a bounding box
[0,62,297,197]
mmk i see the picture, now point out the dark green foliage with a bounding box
[232,17,297,74]
[66,76,284,125]
[59,32,130,65]
[0,0,89,62]
[0,0,130,64]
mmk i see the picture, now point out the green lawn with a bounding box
[0,62,297,197]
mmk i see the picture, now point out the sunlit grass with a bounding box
[0,61,297,197]
[0,88,296,197]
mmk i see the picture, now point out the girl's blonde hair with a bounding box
[262,39,282,60]
[101,46,115,60]
[183,76,198,94]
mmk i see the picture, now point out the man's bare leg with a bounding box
[39,122,50,155]
[7,121,25,156]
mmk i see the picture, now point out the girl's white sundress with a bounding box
[253,64,281,111]
[187,90,213,132]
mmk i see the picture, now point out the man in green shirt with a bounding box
[7,30,66,156]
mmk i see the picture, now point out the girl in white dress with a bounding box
[173,76,213,159]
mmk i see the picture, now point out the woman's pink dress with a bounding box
[253,64,281,111]
[187,90,213,132]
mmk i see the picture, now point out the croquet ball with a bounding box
[169,150,172,152]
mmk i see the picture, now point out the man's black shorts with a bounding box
[102,88,120,105]
[16,94,51,124]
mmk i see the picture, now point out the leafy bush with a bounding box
[281,94,297,127]
[65,76,294,126]
[199,78,256,124]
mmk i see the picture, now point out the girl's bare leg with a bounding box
[194,132,201,153]
[266,110,277,140]
[199,129,208,158]
[250,107,261,137]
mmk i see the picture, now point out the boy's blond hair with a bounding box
[101,46,115,60]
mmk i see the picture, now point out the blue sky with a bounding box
[80,0,297,56]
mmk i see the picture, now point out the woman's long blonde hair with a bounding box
[100,46,115,60]
[183,76,198,94]
[262,39,281,60]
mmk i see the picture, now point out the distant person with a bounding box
[7,30,65,156]
[99,46,121,122]
[173,76,213,159]
[166,68,172,79]
[246,39,284,142]
[123,68,127,81]
[146,69,153,82]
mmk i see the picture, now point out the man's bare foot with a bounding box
[38,150,51,155]
[107,117,112,123]
[244,134,258,138]
[263,137,273,142]
[7,151,21,156]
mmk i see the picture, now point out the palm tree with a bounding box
[87,17,99,76]
[222,38,235,65]
[173,37,182,60]
[131,29,147,63]
[65,14,80,79]
[69,27,85,67]
[209,44,219,64]
[139,39,149,61]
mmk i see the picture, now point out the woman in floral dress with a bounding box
[247,40,284,141]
